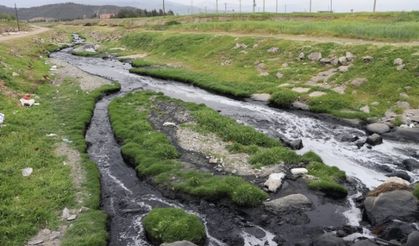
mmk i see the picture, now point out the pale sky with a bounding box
[1,0,419,12]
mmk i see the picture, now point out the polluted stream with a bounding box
[51,41,419,245]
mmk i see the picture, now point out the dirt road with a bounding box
[0,25,49,43]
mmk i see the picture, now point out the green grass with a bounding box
[413,184,419,200]
[109,91,268,207]
[0,32,119,245]
[306,161,348,198]
[143,208,206,245]
[269,90,299,108]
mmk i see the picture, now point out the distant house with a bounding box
[99,13,115,19]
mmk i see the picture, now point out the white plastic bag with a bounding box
[0,113,4,125]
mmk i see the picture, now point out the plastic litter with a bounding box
[22,167,33,177]
[0,113,4,125]
[20,94,36,107]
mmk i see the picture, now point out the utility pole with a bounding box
[373,0,377,12]
[253,0,256,13]
[276,0,278,13]
[239,0,242,13]
[225,2,227,13]
[190,0,193,14]
[263,0,266,12]
[330,0,333,13]
[162,0,165,14]
[14,3,20,32]
[284,4,287,13]
[216,0,219,13]
[309,0,312,13]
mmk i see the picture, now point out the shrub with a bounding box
[250,147,301,167]
[143,208,206,245]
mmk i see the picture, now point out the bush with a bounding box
[143,208,206,245]
[269,90,299,108]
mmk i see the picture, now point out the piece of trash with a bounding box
[63,138,72,144]
[0,113,4,125]
[22,167,33,177]
[20,94,35,107]
[33,103,40,106]
[163,122,177,127]
[46,133,57,137]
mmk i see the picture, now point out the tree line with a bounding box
[115,9,174,18]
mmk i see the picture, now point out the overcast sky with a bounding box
[2,0,419,12]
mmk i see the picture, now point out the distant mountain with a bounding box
[0,3,138,21]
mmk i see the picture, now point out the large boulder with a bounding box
[352,239,378,246]
[366,123,390,134]
[407,231,419,246]
[161,241,198,246]
[308,52,322,61]
[364,190,418,225]
[312,233,345,246]
[403,159,419,171]
[264,194,312,212]
[366,134,383,146]
[264,173,286,192]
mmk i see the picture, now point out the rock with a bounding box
[12,72,19,77]
[400,92,409,98]
[351,78,367,87]
[264,173,286,192]
[397,101,410,110]
[396,64,405,71]
[288,139,304,150]
[264,194,312,211]
[320,58,332,64]
[366,133,383,146]
[161,241,198,246]
[407,231,419,246]
[352,239,378,246]
[313,233,345,246]
[383,176,410,186]
[362,56,374,63]
[291,168,308,176]
[267,47,279,53]
[402,159,419,171]
[339,134,359,142]
[28,239,44,245]
[234,43,247,49]
[366,123,390,134]
[292,87,310,93]
[346,52,355,61]
[338,56,348,65]
[251,93,271,102]
[332,85,346,94]
[292,101,309,110]
[360,105,370,113]
[308,52,322,61]
[282,63,288,67]
[163,122,177,127]
[275,72,284,79]
[67,214,77,221]
[338,65,350,72]
[22,167,33,177]
[309,91,326,97]
[61,207,70,219]
[364,190,418,225]
[379,220,416,241]
[298,52,305,60]
[394,58,403,66]
[386,171,411,182]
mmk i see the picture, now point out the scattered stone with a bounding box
[291,168,308,176]
[400,92,409,98]
[396,64,405,71]
[267,47,279,53]
[339,134,359,142]
[251,93,271,102]
[332,85,346,94]
[394,58,403,66]
[360,105,370,114]
[61,207,70,219]
[234,43,247,49]
[406,231,419,246]
[309,91,326,98]
[313,233,345,246]
[362,56,374,63]
[338,56,348,65]
[163,122,177,127]
[364,190,418,225]
[320,58,332,64]
[397,101,410,110]
[379,220,415,241]
[28,239,44,245]
[264,173,286,192]
[292,101,309,110]
[161,241,198,246]
[366,123,390,134]
[308,52,322,61]
[366,133,383,146]
[338,65,350,72]
[345,52,355,61]
[288,139,304,150]
[386,171,411,182]
[275,72,284,79]
[351,78,367,87]
[383,176,410,186]
[292,87,310,93]
[12,72,19,77]
[402,159,419,171]
[371,101,380,106]
[208,157,218,164]
[67,214,77,221]
[298,52,305,60]
[256,63,269,76]
[22,167,33,177]
[282,63,288,68]
[264,194,312,211]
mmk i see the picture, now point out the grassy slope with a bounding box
[0,30,117,245]
[0,21,29,34]
[113,30,418,120]
[109,91,348,200]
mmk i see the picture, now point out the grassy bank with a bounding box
[0,21,29,34]
[0,30,118,245]
[109,91,348,200]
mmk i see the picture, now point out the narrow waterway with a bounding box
[51,45,419,245]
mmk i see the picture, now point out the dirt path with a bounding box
[145,29,419,47]
[0,25,49,43]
